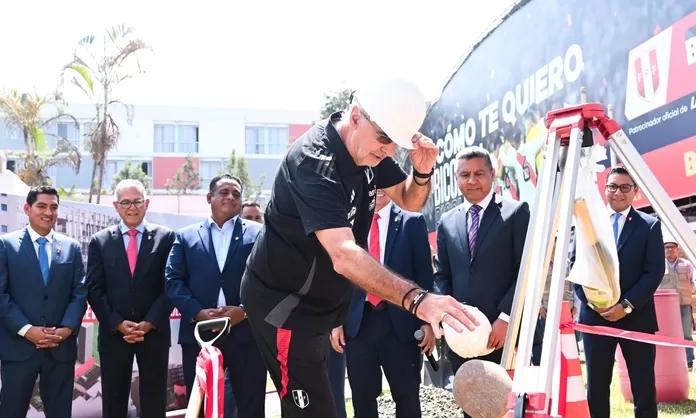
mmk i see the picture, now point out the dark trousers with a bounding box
[0,350,75,418]
[224,370,238,418]
[328,348,347,418]
[346,307,422,418]
[247,313,337,418]
[182,338,267,418]
[583,333,657,418]
[100,339,170,418]
[449,347,503,418]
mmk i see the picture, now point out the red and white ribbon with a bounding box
[563,322,696,348]
[195,345,225,418]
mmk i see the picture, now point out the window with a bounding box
[1,225,7,233]
[199,160,224,190]
[0,204,6,211]
[245,125,289,155]
[57,122,81,148]
[154,123,199,153]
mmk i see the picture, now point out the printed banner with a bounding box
[0,193,204,417]
[420,0,696,234]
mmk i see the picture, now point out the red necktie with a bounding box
[127,229,139,276]
[367,213,382,306]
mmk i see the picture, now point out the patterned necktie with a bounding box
[612,213,621,245]
[367,213,382,306]
[37,237,49,285]
[469,204,482,257]
[127,229,139,275]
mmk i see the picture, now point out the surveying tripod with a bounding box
[498,102,696,417]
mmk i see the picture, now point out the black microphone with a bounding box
[414,329,439,372]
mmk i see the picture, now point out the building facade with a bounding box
[0,103,315,198]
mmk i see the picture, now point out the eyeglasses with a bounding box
[356,105,393,146]
[664,245,678,250]
[605,183,636,193]
[118,199,146,209]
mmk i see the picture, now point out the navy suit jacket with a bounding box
[0,228,88,362]
[86,222,175,352]
[573,208,664,333]
[165,217,262,345]
[344,205,434,343]
[434,194,530,327]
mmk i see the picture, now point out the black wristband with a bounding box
[413,175,431,187]
[409,290,429,315]
[401,287,420,310]
[411,291,429,316]
[413,167,434,179]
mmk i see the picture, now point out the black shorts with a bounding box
[247,313,337,418]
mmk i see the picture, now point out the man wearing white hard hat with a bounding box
[240,77,480,417]
[662,231,696,368]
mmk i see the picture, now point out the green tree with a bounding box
[319,87,353,119]
[165,154,200,214]
[0,90,81,187]
[58,185,86,202]
[61,23,151,204]
[221,149,264,202]
[110,160,151,192]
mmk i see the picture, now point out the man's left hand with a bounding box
[219,306,246,327]
[408,133,438,176]
[45,327,72,345]
[488,319,508,350]
[137,321,153,334]
[600,304,627,322]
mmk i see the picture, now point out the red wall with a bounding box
[153,157,200,189]
[289,124,312,145]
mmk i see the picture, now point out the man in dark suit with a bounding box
[434,146,531,379]
[331,190,435,418]
[0,186,88,418]
[165,174,266,418]
[85,179,175,418]
[573,166,664,418]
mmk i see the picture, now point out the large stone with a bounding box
[453,359,512,418]
[443,306,493,359]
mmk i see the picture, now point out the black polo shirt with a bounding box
[241,112,407,333]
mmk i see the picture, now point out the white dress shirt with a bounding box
[463,190,510,323]
[209,217,238,307]
[18,226,56,336]
[608,205,632,239]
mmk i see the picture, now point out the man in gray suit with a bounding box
[434,146,532,383]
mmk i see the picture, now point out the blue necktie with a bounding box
[612,213,621,245]
[37,237,49,285]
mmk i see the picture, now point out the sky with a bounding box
[0,0,516,113]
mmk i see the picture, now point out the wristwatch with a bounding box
[620,299,633,314]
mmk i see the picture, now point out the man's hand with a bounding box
[418,325,436,356]
[408,133,438,176]
[488,319,508,350]
[137,321,153,334]
[26,327,62,349]
[600,304,627,322]
[539,306,547,319]
[218,306,246,327]
[330,326,346,354]
[118,320,145,343]
[414,294,480,339]
[571,306,578,318]
[195,308,224,322]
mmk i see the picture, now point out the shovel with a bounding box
[185,317,232,418]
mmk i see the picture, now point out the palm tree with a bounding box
[61,24,150,203]
[0,90,81,186]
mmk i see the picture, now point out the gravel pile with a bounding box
[377,385,464,418]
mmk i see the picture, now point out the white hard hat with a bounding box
[662,226,677,245]
[354,77,426,150]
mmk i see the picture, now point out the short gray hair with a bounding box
[456,146,493,171]
[114,179,147,201]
